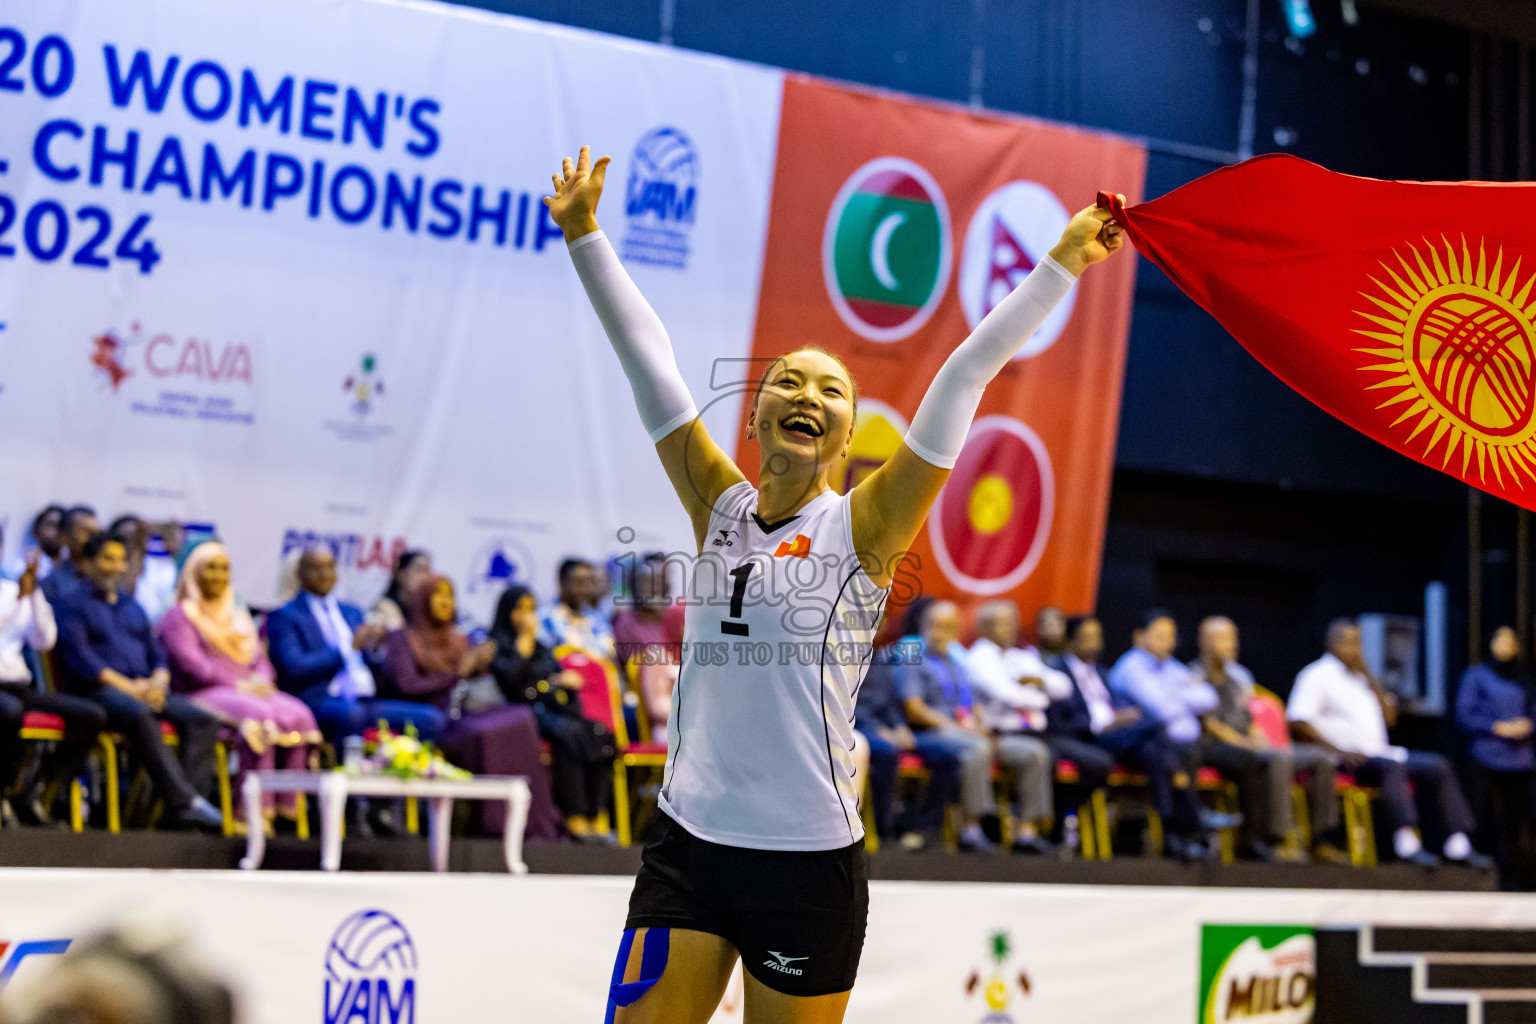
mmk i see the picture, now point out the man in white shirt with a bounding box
[966,600,1070,734]
[0,535,107,827]
[1289,618,1485,867]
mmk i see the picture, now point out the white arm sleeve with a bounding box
[904,255,1076,468]
[567,230,699,443]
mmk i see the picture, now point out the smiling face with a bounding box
[198,552,231,601]
[749,349,857,481]
[428,579,456,624]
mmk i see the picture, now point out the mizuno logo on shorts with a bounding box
[765,951,808,975]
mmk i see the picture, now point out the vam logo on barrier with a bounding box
[324,909,417,1024]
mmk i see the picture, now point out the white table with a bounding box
[237,770,531,874]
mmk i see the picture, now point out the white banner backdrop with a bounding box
[0,0,778,616]
[1,869,1535,1024]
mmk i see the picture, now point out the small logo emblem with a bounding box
[764,952,808,976]
[773,535,811,559]
[324,909,417,1024]
[343,354,385,417]
[90,331,132,391]
[622,127,699,270]
[713,529,738,548]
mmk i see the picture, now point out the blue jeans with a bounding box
[298,685,446,745]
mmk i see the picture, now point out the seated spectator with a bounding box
[611,554,684,728]
[1035,605,1069,661]
[854,634,959,851]
[1455,625,1533,888]
[40,505,99,606]
[539,558,616,662]
[900,600,1054,854]
[490,584,613,840]
[265,548,439,744]
[159,541,320,833]
[368,549,432,631]
[1047,615,1208,860]
[10,505,64,581]
[966,600,1068,854]
[1190,616,1338,862]
[1290,617,1488,867]
[1109,608,1238,859]
[0,535,105,828]
[52,531,222,830]
[381,575,561,839]
[110,516,180,624]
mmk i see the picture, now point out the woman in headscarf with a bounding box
[368,549,432,631]
[1456,625,1536,890]
[378,575,562,839]
[490,584,616,840]
[159,541,320,831]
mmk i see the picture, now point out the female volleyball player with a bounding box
[546,147,1123,1024]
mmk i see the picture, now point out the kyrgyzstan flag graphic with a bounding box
[1107,154,1536,508]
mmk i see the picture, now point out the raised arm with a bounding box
[546,146,745,551]
[850,203,1124,584]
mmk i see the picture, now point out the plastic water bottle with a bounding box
[343,735,364,773]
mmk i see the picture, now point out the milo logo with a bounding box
[1199,925,1315,1024]
[821,157,952,341]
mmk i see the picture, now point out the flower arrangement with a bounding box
[345,722,472,781]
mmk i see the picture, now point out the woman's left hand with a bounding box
[1048,199,1126,276]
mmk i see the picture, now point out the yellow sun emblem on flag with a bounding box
[1356,236,1536,485]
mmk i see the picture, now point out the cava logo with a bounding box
[1356,237,1536,483]
[1198,926,1314,1024]
[958,181,1077,358]
[324,909,417,1024]
[823,157,952,341]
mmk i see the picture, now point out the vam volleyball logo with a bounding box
[622,126,699,270]
[823,157,952,342]
[959,181,1077,358]
[930,416,1054,595]
[323,909,417,1024]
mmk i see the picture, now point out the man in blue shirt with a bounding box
[1109,608,1238,859]
[53,531,222,830]
[899,601,1055,854]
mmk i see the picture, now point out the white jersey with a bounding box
[658,481,888,851]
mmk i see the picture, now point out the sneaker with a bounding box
[174,795,224,832]
[1199,809,1244,831]
[1238,840,1278,863]
[1447,850,1494,871]
[957,828,995,854]
[1010,835,1057,856]
[0,798,16,828]
[898,831,927,853]
[1403,849,1441,869]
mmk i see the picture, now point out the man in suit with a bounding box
[1048,615,1221,860]
[53,531,222,830]
[267,547,445,745]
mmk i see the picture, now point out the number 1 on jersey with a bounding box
[721,564,752,636]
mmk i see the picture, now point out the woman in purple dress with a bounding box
[380,574,562,839]
[160,541,320,830]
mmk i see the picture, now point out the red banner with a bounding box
[744,75,1146,622]
[1111,154,1536,508]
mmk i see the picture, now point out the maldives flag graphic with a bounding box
[823,157,952,341]
[1109,154,1536,509]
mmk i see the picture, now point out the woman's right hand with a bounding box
[544,145,611,243]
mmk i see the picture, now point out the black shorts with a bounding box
[625,812,868,997]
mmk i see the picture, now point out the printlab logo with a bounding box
[964,929,1030,1023]
[622,126,699,270]
[822,156,952,342]
[0,938,73,991]
[324,909,417,1024]
[466,535,535,599]
[1198,925,1315,1024]
[344,354,386,417]
[958,181,1077,358]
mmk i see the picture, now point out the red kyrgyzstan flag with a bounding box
[1104,154,1536,508]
